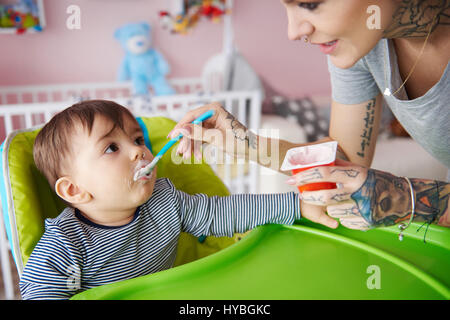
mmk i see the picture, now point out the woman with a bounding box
[168,0,450,233]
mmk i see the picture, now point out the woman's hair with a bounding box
[33,99,136,190]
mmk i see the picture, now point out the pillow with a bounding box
[271,95,329,142]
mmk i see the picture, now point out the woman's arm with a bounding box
[287,159,450,229]
[329,94,383,167]
[168,102,298,173]
[168,98,382,175]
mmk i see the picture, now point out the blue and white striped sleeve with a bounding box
[19,225,82,300]
[171,188,301,238]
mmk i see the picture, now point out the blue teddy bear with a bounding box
[114,22,175,96]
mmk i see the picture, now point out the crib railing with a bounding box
[0,78,203,105]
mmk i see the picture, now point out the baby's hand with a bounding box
[300,201,339,229]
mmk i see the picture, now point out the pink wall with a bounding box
[0,0,330,98]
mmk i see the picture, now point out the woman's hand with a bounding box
[287,159,449,230]
[167,102,256,160]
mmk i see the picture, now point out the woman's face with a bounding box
[281,0,398,69]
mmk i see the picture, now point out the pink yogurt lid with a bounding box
[280,141,338,171]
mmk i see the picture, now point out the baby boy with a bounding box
[20,100,301,299]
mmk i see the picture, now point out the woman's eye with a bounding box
[134,136,145,146]
[105,143,119,154]
[298,2,320,10]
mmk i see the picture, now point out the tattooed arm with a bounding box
[168,102,355,174]
[288,159,450,230]
[168,102,320,173]
[329,95,383,167]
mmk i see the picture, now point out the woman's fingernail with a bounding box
[286,177,296,185]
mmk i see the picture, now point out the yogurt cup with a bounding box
[281,141,338,192]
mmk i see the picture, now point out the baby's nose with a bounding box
[130,145,144,161]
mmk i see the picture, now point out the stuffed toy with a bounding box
[114,22,175,96]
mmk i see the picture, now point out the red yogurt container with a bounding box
[291,162,337,192]
[281,141,338,193]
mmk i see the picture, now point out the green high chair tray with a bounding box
[72,220,450,300]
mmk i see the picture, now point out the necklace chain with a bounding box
[383,14,437,97]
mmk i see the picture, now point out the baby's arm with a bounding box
[20,229,82,300]
[172,188,301,238]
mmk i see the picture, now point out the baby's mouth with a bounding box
[134,160,152,181]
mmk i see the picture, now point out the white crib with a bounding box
[0,78,262,299]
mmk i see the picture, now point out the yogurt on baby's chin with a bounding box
[280,141,338,171]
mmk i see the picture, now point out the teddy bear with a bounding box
[114,22,175,96]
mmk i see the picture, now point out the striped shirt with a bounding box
[19,178,300,300]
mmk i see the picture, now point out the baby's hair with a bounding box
[33,100,137,191]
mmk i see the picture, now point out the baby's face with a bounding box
[69,114,157,215]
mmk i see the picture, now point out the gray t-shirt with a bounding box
[327,38,450,172]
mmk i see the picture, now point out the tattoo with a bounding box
[225,111,257,149]
[351,170,411,227]
[357,98,376,159]
[297,168,323,183]
[331,192,351,202]
[301,193,326,205]
[328,205,359,217]
[341,218,371,230]
[383,0,450,38]
[411,179,449,226]
[351,168,450,228]
[330,168,360,178]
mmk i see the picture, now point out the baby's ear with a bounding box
[55,177,92,204]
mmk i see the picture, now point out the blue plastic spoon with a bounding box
[134,110,215,181]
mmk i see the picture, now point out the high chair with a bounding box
[2,117,449,300]
[0,116,238,299]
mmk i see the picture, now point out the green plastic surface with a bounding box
[73,220,450,300]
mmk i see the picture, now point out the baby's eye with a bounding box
[105,143,119,154]
[298,2,320,10]
[134,136,145,146]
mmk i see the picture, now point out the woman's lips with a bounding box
[317,40,338,54]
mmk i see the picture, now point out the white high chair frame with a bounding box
[0,78,262,299]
